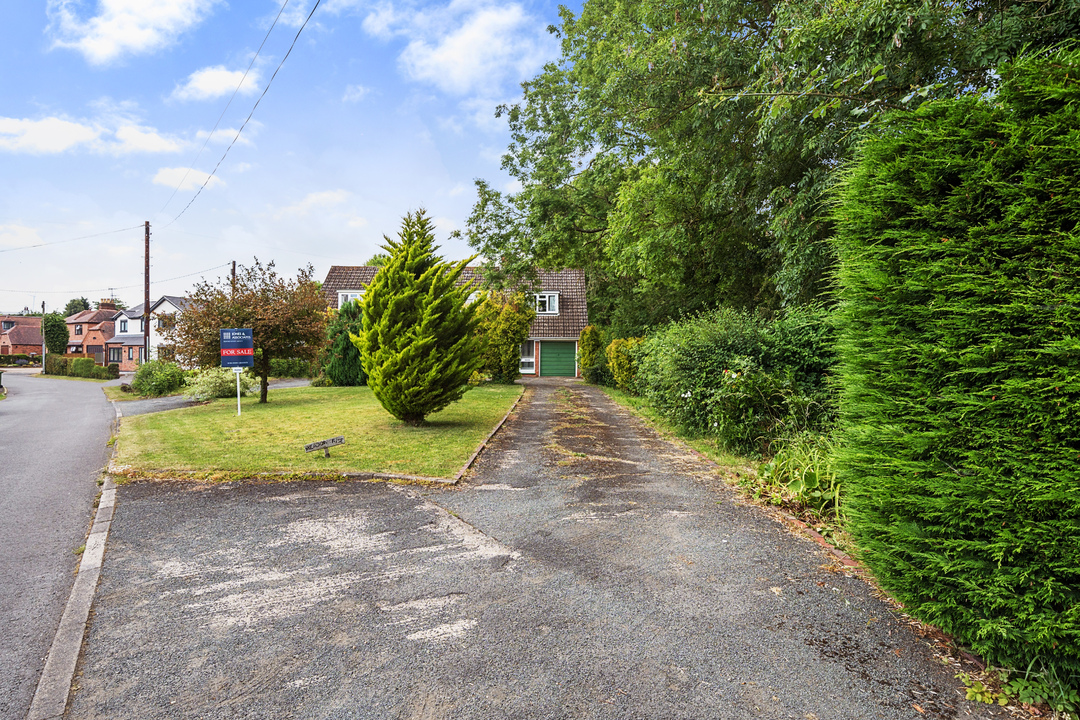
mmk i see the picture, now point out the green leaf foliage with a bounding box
[606,337,643,393]
[131,360,185,396]
[578,325,612,385]
[324,300,366,386]
[42,313,68,355]
[459,0,1079,334]
[62,297,90,317]
[353,210,483,425]
[636,306,836,455]
[833,47,1080,685]
[476,291,535,384]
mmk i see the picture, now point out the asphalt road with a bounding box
[66,381,1005,720]
[0,371,114,720]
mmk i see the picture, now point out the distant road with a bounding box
[0,372,113,720]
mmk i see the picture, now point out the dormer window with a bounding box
[339,291,363,307]
[536,293,559,315]
[119,319,128,333]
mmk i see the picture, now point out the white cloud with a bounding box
[47,0,221,65]
[372,2,557,97]
[342,84,370,103]
[274,189,351,219]
[447,183,467,197]
[232,162,253,173]
[0,114,183,155]
[0,224,43,249]
[0,116,101,153]
[172,66,260,101]
[153,167,223,191]
[114,124,183,153]
[195,127,253,146]
[346,215,369,228]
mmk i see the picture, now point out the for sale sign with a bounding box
[220,328,254,368]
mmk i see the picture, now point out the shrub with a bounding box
[578,325,611,385]
[833,48,1080,689]
[43,313,68,355]
[269,357,314,379]
[324,300,366,386]
[131,360,185,396]
[635,306,836,455]
[69,358,97,378]
[45,356,69,376]
[184,367,256,400]
[106,363,120,379]
[758,433,839,519]
[0,354,32,366]
[476,291,534,384]
[605,337,643,393]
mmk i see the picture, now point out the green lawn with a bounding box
[114,384,522,479]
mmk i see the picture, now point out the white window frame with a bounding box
[519,339,535,374]
[339,290,363,307]
[535,293,559,315]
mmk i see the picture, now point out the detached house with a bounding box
[322,266,588,378]
[105,295,189,372]
[66,302,118,362]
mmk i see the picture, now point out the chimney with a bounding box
[99,299,117,311]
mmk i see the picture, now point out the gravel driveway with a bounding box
[65,380,1003,720]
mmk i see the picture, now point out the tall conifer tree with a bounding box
[352,210,482,425]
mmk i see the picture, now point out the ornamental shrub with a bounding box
[578,325,611,386]
[353,210,483,425]
[185,367,256,400]
[605,337,643,393]
[476,291,535,384]
[45,355,69,375]
[324,300,366,386]
[131,360,185,396]
[69,358,96,378]
[833,48,1080,688]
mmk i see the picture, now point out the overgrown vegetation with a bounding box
[634,306,836,457]
[834,47,1080,697]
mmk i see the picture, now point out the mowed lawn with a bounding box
[114,384,523,479]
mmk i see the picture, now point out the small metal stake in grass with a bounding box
[305,436,345,458]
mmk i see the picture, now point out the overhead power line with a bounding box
[165,0,324,227]
[155,0,293,220]
[0,225,143,254]
[0,262,232,296]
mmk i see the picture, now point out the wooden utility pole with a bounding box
[144,221,151,363]
[231,260,236,298]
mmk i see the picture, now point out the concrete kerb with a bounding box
[27,476,116,720]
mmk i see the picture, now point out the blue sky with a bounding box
[0,0,573,313]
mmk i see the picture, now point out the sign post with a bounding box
[220,328,254,416]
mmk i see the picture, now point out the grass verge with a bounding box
[113,383,522,479]
[32,373,110,383]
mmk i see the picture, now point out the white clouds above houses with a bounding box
[274,189,351,219]
[172,66,260,101]
[47,0,222,65]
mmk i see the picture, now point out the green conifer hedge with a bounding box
[834,48,1080,686]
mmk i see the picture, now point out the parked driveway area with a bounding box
[66,381,1002,720]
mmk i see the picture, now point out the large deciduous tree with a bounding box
[168,259,327,403]
[459,0,1079,334]
[352,210,482,425]
[475,291,535,384]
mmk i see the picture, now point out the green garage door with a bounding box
[540,341,576,377]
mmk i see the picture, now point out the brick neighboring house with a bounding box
[66,302,118,362]
[0,316,43,356]
[105,295,189,372]
[322,266,588,377]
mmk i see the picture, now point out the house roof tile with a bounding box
[2,325,43,345]
[322,265,588,340]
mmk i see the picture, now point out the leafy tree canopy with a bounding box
[63,297,90,317]
[459,0,1079,335]
[353,210,483,425]
[365,252,391,267]
[167,259,327,403]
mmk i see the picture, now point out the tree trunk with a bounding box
[260,373,269,403]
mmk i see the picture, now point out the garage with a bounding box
[539,341,576,377]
